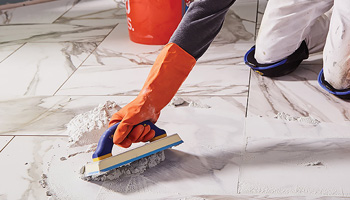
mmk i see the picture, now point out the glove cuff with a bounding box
[109,43,196,127]
[141,43,196,110]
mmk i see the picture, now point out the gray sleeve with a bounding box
[169,0,236,60]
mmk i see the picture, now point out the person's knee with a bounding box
[254,40,296,64]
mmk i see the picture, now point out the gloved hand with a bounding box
[109,43,196,148]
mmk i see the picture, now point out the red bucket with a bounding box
[125,0,186,45]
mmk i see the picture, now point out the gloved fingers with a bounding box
[127,124,145,143]
[142,129,155,142]
[135,125,151,143]
[116,138,132,148]
[108,112,123,128]
[113,122,133,145]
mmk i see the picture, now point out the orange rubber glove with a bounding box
[109,43,196,148]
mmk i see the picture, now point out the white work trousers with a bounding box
[255,0,350,90]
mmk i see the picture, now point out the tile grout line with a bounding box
[0,136,15,153]
[237,0,260,192]
[237,68,252,195]
[244,69,252,118]
[52,23,119,96]
[51,0,81,24]
[237,0,256,188]
[0,43,26,64]
[254,0,259,41]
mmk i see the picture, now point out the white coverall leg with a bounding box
[323,0,350,90]
[255,0,350,91]
[255,0,333,63]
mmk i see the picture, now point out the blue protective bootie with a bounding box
[318,68,350,99]
[244,41,309,77]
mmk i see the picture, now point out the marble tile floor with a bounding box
[0,0,349,199]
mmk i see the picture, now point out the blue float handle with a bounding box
[92,120,167,161]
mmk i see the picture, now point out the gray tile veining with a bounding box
[0,96,135,135]
[247,63,350,123]
[0,23,115,44]
[0,0,76,25]
[0,42,98,96]
[55,64,250,96]
[0,136,67,199]
[54,0,127,26]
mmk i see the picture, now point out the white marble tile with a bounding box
[0,136,13,151]
[55,64,152,95]
[246,63,350,123]
[239,137,350,196]
[54,0,126,26]
[0,96,133,136]
[179,64,250,96]
[0,0,76,24]
[199,42,254,65]
[0,43,22,62]
[0,23,115,44]
[56,64,250,96]
[0,42,97,96]
[0,136,103,200]
[0,96,69,135]
[204,0,256,65]
[82,23,164,66]
[0,136,68,200]
[227,0,257,42]
[213,0,257,45]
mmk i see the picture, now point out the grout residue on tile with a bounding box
[66,101,120,147]
[274,112,321,125]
